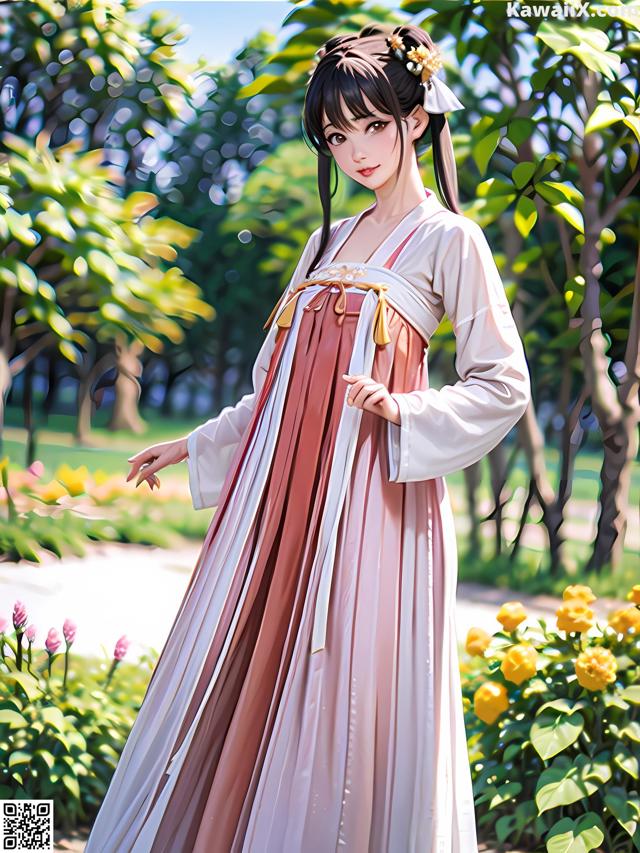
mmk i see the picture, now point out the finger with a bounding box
[126,451,155,481]
[364,389,387,408]
[346,377,372,403]
[353,382,383,407]
[135,460,162,487]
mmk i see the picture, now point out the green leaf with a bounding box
[545,813,604,853]
[621,686,640,705]
[535,754,611,813]
[472,129,501,176]
[613,743,639,781]
[536,22,620,79]
[16,262,38,295]
[514,196,538,238]
[8,751,31,768]
[603,787,640,838]
[512,162,537,189]
[0,709,28,728]
[623,115,640,145]
[553,202,584,234]
[585,102,624,134]
[531,710,584,760]
[40,705,67,732]
[1,671,43,702]
[88,250,119,283]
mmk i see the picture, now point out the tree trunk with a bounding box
[462,463,481,557]
[578,68,638,574]
[75,352,115,445]
[108,334,146,433]
[586,243,640,572]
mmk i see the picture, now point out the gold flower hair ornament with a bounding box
[385,34,465,114]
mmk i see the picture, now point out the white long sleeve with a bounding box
[186,227,322,510]
[386,217,531,483]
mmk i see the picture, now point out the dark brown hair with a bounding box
[302,23,462,277]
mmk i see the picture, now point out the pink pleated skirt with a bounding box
[135,287,475,851]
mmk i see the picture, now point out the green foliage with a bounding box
[237,0,402,102]
[0,0,208,155]
[0,134,212,366]
[0,636,155,831]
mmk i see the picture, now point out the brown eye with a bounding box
[327,132,345,146]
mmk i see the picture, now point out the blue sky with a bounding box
[133,1,407,66]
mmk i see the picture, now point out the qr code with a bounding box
[0,800,53,852]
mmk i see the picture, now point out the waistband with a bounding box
[263,275,392,346]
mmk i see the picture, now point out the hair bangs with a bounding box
[322,64,395,134]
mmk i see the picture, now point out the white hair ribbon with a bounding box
[422,73,465,114]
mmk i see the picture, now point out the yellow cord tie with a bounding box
[264,277,391,346]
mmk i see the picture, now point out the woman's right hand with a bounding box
[126,437,189,493]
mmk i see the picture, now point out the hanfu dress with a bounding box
[85,187,531,853]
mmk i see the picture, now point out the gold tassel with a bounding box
[333,280,347,316]
[373,294,391,346]
[275,290,302,329]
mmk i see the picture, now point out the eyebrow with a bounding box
[322,112,376,131]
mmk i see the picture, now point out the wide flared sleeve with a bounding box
[186,226,321,510]
[386,217,531,483]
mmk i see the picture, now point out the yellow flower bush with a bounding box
[461,582,640,853]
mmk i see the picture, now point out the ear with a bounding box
[408,104,429,140]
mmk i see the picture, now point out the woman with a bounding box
[86,23,531,853]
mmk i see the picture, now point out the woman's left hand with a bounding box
[342,373,401,425]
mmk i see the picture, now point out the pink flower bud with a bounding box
[63,618,77,645]
[113,634,130,661]
[25,624,37,642]
[13,601,27,630]
[0,617,8,634]
[45,628,61,655]
[27,460,44,479]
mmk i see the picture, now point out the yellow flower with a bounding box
[575,646,617,692]
[626,585,640,606]
[91,474,133,502]
[608,606,640,636]
[405,45,443,84]
[556,598,595,633]
[38,479,68,503]
[91,469,112,486]
[0,456,9,475]
[465,627,492,657]
[563,584,596,604]
[496,601,527,632]
[501,643,538,685]
[389,33,404,52]
[474,681,509,725]
[55,463,89,497]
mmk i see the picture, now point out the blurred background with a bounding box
[0,1,638,847]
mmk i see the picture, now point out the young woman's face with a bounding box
[322,94,416,190]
